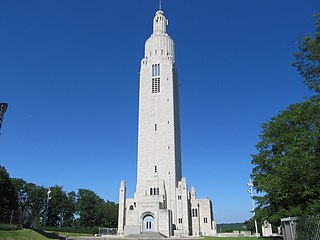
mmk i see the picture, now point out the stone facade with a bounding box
[117,9,217,237]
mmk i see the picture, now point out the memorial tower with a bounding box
[117,7,217,237]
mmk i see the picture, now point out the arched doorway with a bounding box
[143,215,155,232]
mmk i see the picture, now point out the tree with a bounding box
[75,189,104,228]
[46,186,76,227]
[251,97,320,225]
[292,14,320,93]
[0,166,18,211]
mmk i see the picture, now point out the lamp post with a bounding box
[44,188,52,227]
[0,103,8,133]
[247,179,259,238]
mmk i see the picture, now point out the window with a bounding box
[152,64,160,77]
[192,208,198,217]
[155,124,157,131]
[152,78,160,93]
[204,218,208,223]
[178,195,181,200]
[178,218,182,224]
[129,205,134,210]
[155,166,157,173]
[153,187,159,195]
[150,188,153,195]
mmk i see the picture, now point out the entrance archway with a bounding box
[143,215,155,232]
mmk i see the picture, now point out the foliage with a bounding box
[0,224,21,231]
[292,14,320,93]
[12,179,47,228]
[8,175,118,229]
[75,189,118,228]
[251,97,320,224]
[46,186,75,227]
[0,166,18,212]
[216,223,247,233]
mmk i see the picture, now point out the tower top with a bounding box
[153,9,168,35]
[159,0,162,10]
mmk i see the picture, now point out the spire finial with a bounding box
[159,0,162,10]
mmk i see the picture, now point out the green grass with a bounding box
[205,238,254,240]
[52,231,93,237]
[205,238,282,240]
[0,229,52,240]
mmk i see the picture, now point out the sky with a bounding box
[0,0,318,223]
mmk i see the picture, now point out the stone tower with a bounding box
[117,8,217,238]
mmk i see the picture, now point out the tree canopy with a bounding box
[251,13,320,226]
[0,171,118,230]
[0,166,18,219]
[292,14,320,93]
[251,97,320,224]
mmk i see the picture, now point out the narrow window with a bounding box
[155,166,157,173]
[155,124,157,131]
[178,218,182,224]
[157,187,159,195]
[152,65,155,77]
[150,188,153,195]
[158,64,160,75]
[152,78,160,93]
[204,218,208,223]
[161,49,164,55]
[129,205,134,210]
[178,195,181,200]
[155,50,157,55]
[192,209,195,217]
[195,209,198,217]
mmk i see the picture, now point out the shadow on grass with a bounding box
[33,228,66,240]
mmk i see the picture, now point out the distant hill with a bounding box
[217,222,247,233]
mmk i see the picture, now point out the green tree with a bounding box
[23,183,47,228]
[292,14,320,93]
[75,189,104,228]
[96,201,118,228]
[46,186,76,227]
[0,166,18,211]
[251,97,320,224]
[64,191,76,227]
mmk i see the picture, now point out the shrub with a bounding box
[0,224,21,231]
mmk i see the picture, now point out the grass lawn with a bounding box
[205,238,255,240]
[53,231,93,237]
[205,238,282,240]
[0,229,52,240]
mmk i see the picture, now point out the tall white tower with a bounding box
[136,8,182,213]
[117,8,217,238]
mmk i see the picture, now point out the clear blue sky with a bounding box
[0,0,318,223]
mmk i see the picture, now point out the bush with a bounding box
[43,226,99,234]
[0,224,21,231]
